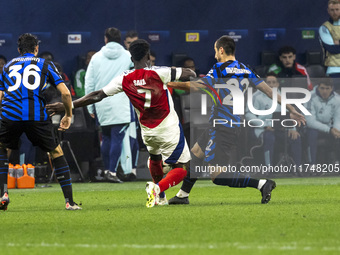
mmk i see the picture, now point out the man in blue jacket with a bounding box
[85,27,136,183]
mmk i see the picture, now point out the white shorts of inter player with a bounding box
[142,124,191,165]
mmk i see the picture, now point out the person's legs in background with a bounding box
[101,124,128,183]
[263,129,275,165]
[306,128,319,164]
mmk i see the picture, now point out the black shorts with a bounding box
[0,119,59,152]
[201,125,242,166]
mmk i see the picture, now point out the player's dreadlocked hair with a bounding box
[17,33,39,55]
[129,39,150,61]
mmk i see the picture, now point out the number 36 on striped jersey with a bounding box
[8,64,41,92]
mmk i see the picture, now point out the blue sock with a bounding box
[53,156,73,204]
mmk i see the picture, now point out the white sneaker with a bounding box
[65,202,82,210]
[158,195,169,206]
[145,182,160,208]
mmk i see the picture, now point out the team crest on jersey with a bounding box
[133,79,146,86]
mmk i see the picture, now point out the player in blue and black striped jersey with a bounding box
[0,33,81,210]
[168,35,305,205]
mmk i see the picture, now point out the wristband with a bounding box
[72,102,74,109]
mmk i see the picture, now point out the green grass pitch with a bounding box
[1,178,340,255]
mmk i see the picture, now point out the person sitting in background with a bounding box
[305,78,340,164]
[54,62,74,94]
[150,51,156,66]
[73,50,96,97]
[182,57,197,75]
[268,46,312,90]
[43,62,75,103]
[39,51,54,61]
[245,72,302,166]
[172,57,202,124]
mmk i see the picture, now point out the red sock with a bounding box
[158,168,187,192]
[149,159,163,183]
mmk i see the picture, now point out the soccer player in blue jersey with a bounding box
[168,35,305,205]
[0,33,81,211]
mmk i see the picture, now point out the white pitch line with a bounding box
[3,242,340,251]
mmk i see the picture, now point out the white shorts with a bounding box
[142,124,191,164]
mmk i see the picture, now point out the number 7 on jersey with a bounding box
[137,88,151,108]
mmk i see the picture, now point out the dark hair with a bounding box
[150,50,156,58]
[0,55,7,63]
[180,57,195,67]
[215,36,236,55]
[278,46,296,56]
[17,33,39,55]
[125,30,138,39]
[39,51,54,61]
[129,39,150,61]
[319,77,333,87]
[105,27,121,43]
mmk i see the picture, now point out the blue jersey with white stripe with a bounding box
[0,53,63,121]
[201,60,263,127]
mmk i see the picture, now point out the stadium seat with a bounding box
[305,51,326,78]
[305,51,323,65]
[172,53,188,67]
[254,50,276,77]
[261,50,277,66]
[306,65,326,78]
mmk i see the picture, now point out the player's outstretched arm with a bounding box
[166,67,197,91]
[167,79,206,92]
[72,89,107,108]
[46,89,108,115]
[179,68,197,81]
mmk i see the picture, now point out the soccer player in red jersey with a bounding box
[47,39,196,207]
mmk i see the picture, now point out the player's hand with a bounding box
[289,109,306,127]
[59,115,72,131]
[288,129,300,140]
[46,102,64,116]
[90,113,95,119]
